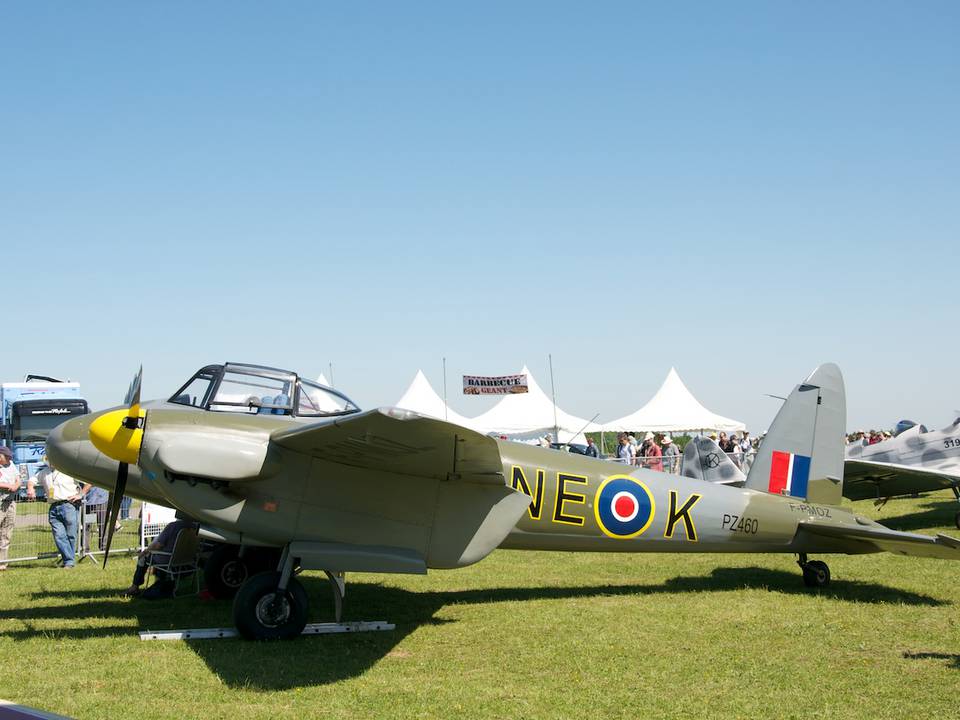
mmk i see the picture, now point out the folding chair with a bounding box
[145,526,201,597]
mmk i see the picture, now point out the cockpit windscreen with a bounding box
[169,364,360,418]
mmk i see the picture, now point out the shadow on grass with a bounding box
[874,498,960,532]
[903,651,960,670]
[2,566,947,689]
[27,588,132,600]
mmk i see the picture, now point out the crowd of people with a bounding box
[531,429,759,473]
[846,430,892,446]
[611,430,756,472]
[620,431,745,472]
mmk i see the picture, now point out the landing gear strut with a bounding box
[231,545,349,640]
[952,487,960,530]
[233,546,307,640]
[797,553,831,588]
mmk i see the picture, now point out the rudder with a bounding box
[745,364,845,505]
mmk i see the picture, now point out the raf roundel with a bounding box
[594,475,656,539]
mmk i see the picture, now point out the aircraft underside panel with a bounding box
[290,541,427,574]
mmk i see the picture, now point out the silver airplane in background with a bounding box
[845,419,960,527]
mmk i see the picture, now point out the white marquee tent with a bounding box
[469,365,602,443]
[394,369,479,430]
[601,367,745,433]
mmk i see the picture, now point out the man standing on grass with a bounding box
[0,446,21,570]
[29,457,83,569]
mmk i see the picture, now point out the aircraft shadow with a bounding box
[874,498,959,532]
[4,567,945,690]
[902,651,960,670]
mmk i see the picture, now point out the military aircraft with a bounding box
[46,361,960,641]
[680,420,960,529]
[844,419,960,527]
[679,436,746,486]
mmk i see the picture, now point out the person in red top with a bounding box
[642,432,663,472]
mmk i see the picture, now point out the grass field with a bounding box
[1,494,958,720]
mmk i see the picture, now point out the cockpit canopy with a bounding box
[169,363,360,418]
[893,419,927,437]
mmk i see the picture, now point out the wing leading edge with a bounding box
[271,407,505,485]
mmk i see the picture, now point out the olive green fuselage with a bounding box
[47,404,883,567]
[497,441,877,555]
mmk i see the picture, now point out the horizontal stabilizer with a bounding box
[797,521,960,560]
[843,459,960,501]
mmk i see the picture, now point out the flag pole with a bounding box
[548,354,559,442]
[442,357,448,421]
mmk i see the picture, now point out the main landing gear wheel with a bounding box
[233,571,309,641]
[801,560,831,588]
[954,511,960,530]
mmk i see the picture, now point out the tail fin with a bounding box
[745,363,846,505]
[681,436,746,487]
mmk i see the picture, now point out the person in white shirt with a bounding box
[0,446,21,570]
[30,458,83,569]
[616,434,635,465]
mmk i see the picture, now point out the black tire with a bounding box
[954,511,960,530]
[204,545,249,600]
[802,560,831,588]
[233,571,309,641]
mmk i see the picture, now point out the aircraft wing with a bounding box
[843,459,960,501]
[270,407,505,485]
[270,408,530,570]
[797,521,960,560]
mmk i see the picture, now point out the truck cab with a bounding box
[0,375,89,498]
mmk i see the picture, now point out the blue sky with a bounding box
[2,2,957,432]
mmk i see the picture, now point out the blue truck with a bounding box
[0,375,89,498]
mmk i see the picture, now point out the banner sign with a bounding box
[463,374,529,395]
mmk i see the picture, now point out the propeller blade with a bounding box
[101,462,129,568]
[123,366,143,409]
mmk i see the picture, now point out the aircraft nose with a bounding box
[47,410,120,492]
[47,413,89,469]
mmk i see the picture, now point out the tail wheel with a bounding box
[802,560,831,588]
[204,545,249,600]
[233,571,309,641]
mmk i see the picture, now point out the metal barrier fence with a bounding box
[4,497,147,565]
[607,449,757,475]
